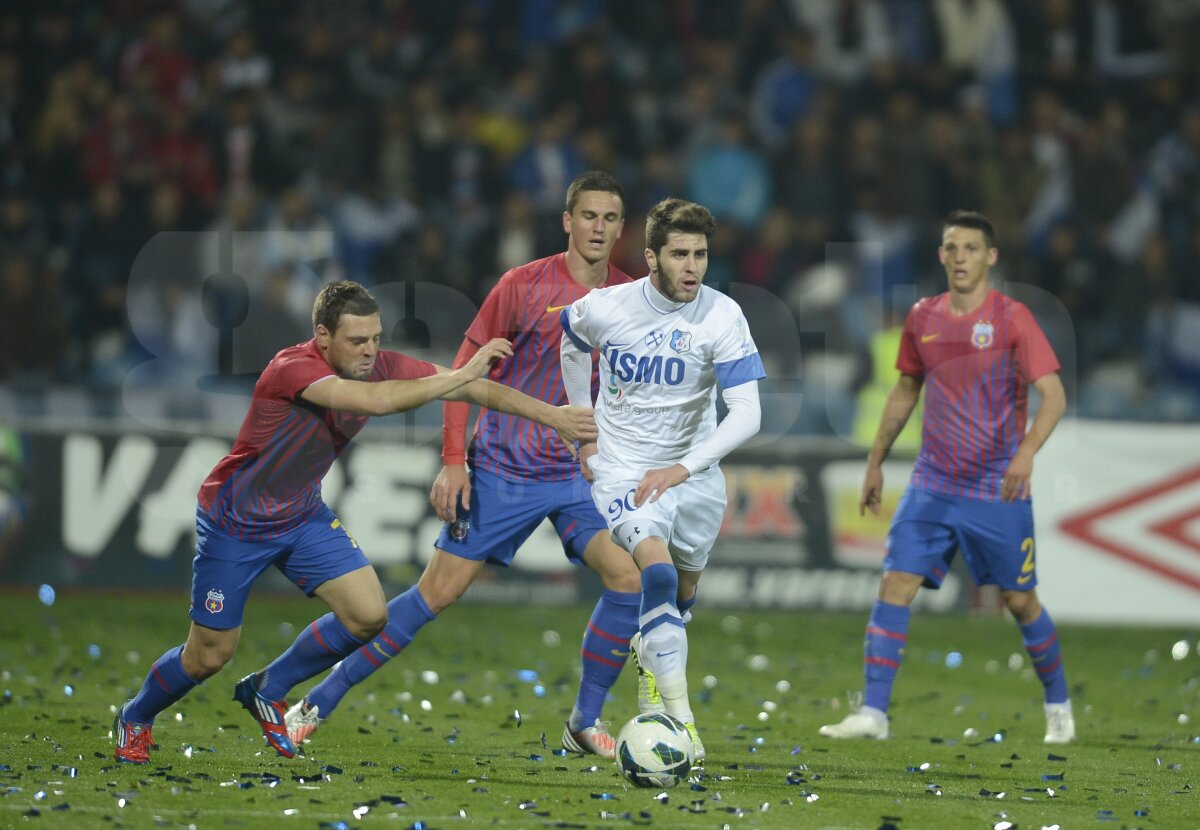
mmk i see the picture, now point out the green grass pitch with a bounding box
[0,591,1196,829]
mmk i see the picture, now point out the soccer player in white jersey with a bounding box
[559,198,766,762]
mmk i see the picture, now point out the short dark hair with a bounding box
[943,210,996,248]
[644,198,716,255]
[565,170,625,215]
[312,280,379,333]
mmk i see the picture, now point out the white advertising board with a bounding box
[1033,420,1200,624]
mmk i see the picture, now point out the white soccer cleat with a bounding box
[561,719,616,759]
[630,632,666,714]
[1044,702,1075,745]
[285,698,322,745]
[683,721,705,765]
[818,706,889,739]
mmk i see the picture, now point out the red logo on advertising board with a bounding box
[1058,465,1200,593]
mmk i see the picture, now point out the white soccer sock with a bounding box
[641,623,693,723]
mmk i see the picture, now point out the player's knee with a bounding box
[416,550,480,614]
[597,558,641,593]
[1003,590,1039,623]
[603,571,642,593]
[418,583,462,615]
[879,571,922,605]
[344,609,387,641]
[185,643,235,679]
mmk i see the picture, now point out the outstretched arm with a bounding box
[860,373,923,516]
[443,378,597,449]
[301,339,513,416]
[1001,371,1066,501]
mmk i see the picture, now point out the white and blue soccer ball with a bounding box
[614,712,694,788]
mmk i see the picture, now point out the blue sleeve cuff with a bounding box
[714,353,766,388]
[560,308,591,352]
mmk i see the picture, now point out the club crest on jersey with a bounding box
[971,321,994,349]
[205,589,225,614]
[644,329,665,348]
[669,329,692,353]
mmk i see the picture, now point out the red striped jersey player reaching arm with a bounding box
[112,280,594,764]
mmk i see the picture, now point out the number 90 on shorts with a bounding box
[607,487,639,522]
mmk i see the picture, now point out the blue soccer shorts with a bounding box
[884,486,1038,591]
[433,466,607,566]
[190,504,371,630]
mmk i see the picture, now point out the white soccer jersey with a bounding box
[561,277,765,474]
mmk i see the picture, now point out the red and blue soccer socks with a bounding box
[306,588,436,716]
[257,613,368,701]
[297,585,640,727]
[863,600,910,712]
[124,614,376,723]
[862,601,1070,713]
[124,645,200,724]
[1020,608,1069,704]
[570,589,639,730]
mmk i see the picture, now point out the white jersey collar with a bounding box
[641,277,689,314]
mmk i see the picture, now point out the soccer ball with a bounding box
[614,712,694,788]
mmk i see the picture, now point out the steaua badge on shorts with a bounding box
[205,589,225,613]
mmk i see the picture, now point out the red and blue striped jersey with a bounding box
[466,253,632,481]
[197,339,436,538]
[898,290,1059,501]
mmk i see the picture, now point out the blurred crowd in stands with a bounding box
[2,0,1200,433]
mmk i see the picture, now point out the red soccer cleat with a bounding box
[233,674,296,758]
[113,703,154,764]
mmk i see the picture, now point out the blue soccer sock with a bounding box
[863,600,911,713]
[1020,608,1069,704]
[257,612,365,701]
[570,589,639,731]
[640,563,681,632]
[124,645,200,724]
[307,588,436,716]
[677,590,697,623]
